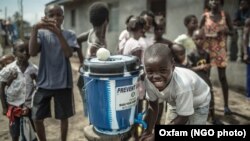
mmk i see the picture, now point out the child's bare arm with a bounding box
[140,100,158,137]
[21,106,30,116]
[30,73,37,81]
[169,115,189,125]
[0,82,8,115]
[77,31,90,44]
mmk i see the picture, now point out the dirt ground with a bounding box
[0,55,250,141]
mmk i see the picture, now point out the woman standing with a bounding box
[200,0,234,115]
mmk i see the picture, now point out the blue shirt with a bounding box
[37,29,79,89]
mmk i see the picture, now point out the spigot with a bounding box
[134,112,147,129]
[134,112,147,137]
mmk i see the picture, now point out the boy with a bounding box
[76,2,109,118]
[171,43,190,68]
[140,43,211,140]
[154,15,172,46]
[174,15,198,56]
[0,39,37,141]
[188,29,223,125]
[29,4,79,141]
[86,2,109,58]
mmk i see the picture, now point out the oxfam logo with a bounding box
[131,92,135,97]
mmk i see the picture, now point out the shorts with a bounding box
[9,116,21,138]
[165,104,209,125]
[32,88,75,120]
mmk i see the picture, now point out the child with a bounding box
[140,43,211,140]
[123,16,146,63]
[174,15,198,56]
[188,29,223,125]
[171,43,190,68]
[29,4,79,141]
[154,15,172,46]
[118,15,135,54]
[153,15,173,124]
[0,39,37,141]
[119,15,135,42]
[75,30,89,117]
[86,2,109,58]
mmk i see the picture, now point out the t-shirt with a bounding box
[145,67,211,116]
[174,34,196,56]
[37,29,79,89]
[119,30,130,41]
[188,49,211,85]
[0,61,38,107]
[123,38,145,55]
[86,29,106,58]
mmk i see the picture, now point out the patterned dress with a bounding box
[203,11,228,67]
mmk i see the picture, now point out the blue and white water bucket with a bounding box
[83,55,140,135]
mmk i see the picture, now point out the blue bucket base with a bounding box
[93,126,131,135]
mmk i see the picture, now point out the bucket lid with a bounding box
[84,55,140,76]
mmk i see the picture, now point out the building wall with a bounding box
[60,0,245,93]
[210,62,246,94]
[62,0,147,54]
[166,0,204,40]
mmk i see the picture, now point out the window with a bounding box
[149,0,166,16]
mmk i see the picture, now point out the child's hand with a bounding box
[22,107,30,116]
[41,17,61,35]
[6,72,17,86]
[34,17,55,30]
[139,132,154,141]
[2,107,7,116]
[30,73,37,80]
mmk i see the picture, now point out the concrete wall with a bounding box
[166,0,204,40]
[62,0,147,54]
[210,62,246,94]
[60,0,246,93]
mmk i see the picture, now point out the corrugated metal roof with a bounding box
[46,0,83,6]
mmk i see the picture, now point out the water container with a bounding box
[83,55,140,135]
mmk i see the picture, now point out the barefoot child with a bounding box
[0,39,38,141]
[29,4,79,141]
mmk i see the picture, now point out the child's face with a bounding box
[175,51,185,64]
[14,45,30,63]
[193,31,205,49]
[144,55,174,91]
[187,17,198,32]
[154,24,165,38]
[46,6,64,27]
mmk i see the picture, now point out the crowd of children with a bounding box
[0,0,248,140]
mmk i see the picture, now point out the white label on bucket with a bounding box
[116,85,138,111]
